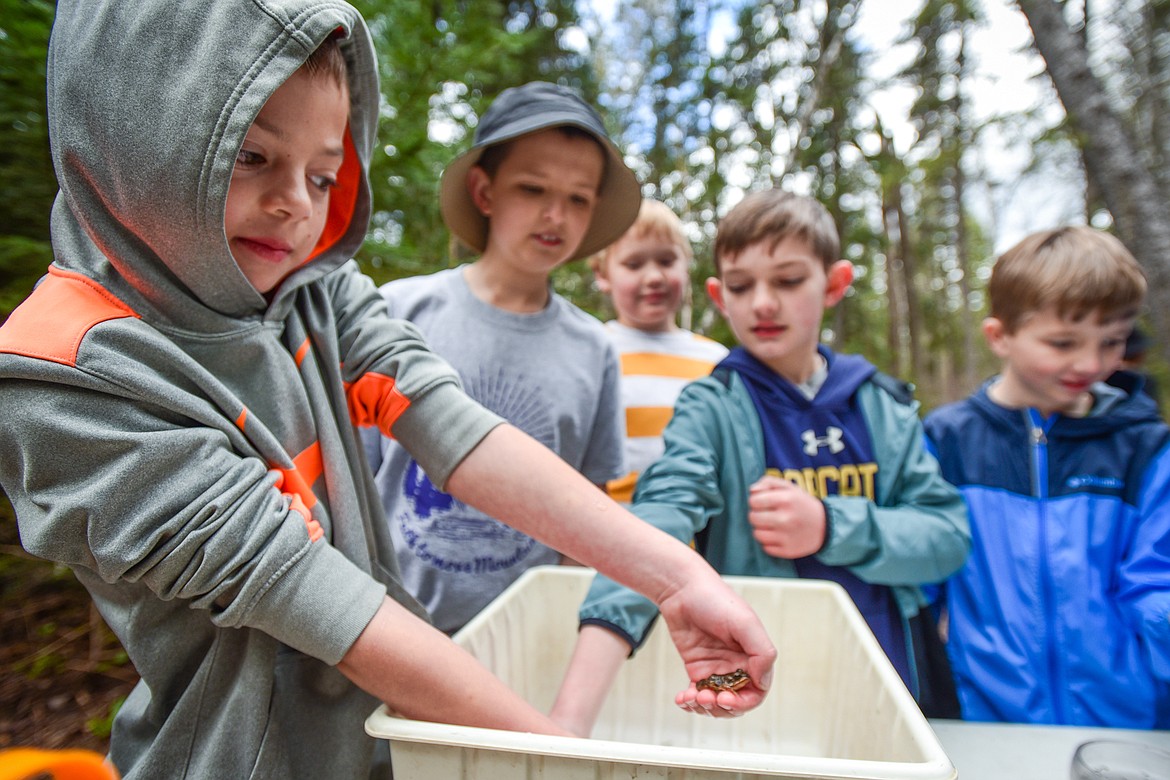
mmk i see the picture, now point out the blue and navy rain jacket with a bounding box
[924,373,1170,728]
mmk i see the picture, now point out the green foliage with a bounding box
[0,0,56,319]
[701,0,898,361]
[23,650,65,678]
[351,0,597,287]
[0,235,52,314]
[2,0,1164,404]
[86,696,125,739]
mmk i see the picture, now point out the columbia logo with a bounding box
[1066,475,1123,490]
[801,427,844,456]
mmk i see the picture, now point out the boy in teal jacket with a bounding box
[550,188,969,736]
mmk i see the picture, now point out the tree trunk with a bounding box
[953,161,978,395]
[777,1,857,181]
[881,197,907,380]
[895,187,926,388]
[953,30,978,396]
[876,120,907,378]
[1016,0,1170,367]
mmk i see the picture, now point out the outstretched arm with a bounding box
[339,596,574,734]
[446,424,776,717]
[548,624,630,736]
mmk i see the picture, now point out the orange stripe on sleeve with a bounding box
[235,408,248,430]
[345,372,411,434]
[0,266,139,367]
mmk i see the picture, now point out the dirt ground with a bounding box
[0,495,137,754]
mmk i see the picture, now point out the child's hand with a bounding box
[747,474,826,558]
[675,667,769,718]
[657,577,776,719]
[675,676,769,718]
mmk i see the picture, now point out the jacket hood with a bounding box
[718,345,876,408]
[47,0,378,326]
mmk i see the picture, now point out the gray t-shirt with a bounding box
[364,266,626,633]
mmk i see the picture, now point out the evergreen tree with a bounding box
[898,0,991,403]
[0,0,56,317]
[352,0,598,288]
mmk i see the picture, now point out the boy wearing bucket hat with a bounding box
[364,82,643,634]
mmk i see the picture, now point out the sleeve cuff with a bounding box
[578,573,661,652]
[245,541,388,665]
[390,381,503,489]
[579,618,642,658]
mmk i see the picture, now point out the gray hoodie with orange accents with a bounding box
[0,2,500,777]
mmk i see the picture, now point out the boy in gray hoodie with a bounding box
[0,2,775,778]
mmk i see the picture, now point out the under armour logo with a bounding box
[801,427,844,456]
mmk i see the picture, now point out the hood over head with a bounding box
[47,0,378,325]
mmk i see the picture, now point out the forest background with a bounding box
[2,0,1168,753]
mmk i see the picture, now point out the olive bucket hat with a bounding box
[438,81,642,260]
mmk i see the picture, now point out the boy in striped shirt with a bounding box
[590,200,729,502]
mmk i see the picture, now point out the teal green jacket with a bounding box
[580,366,970,655]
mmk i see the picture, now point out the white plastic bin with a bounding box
[366,566,956,779]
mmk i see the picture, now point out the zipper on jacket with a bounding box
[1029,418,1047,498]
[1027,408,1067,724]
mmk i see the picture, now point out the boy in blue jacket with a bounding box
[924,226,1170,728]
[549,188,970,736]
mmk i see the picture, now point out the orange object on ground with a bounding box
[0,748,119,780]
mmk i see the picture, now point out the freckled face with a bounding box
[596,233,690,333]
[706,235,851,383]
[224,68,349,295]
[984,308,1133,416]
[467,129,604,277]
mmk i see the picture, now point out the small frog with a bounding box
[695,669,751,693]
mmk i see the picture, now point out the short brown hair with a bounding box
[713,189,839,275]
[989,226,1146,333]
[302,34,348,89]
[590,199,693,275]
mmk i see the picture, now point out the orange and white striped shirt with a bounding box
[603,321,729,502]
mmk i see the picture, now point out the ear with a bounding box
[982,317,1010,358]
[705,277,727,316]
[823,260,853,307]
[466,166,492,217]
[592,260,612,293]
